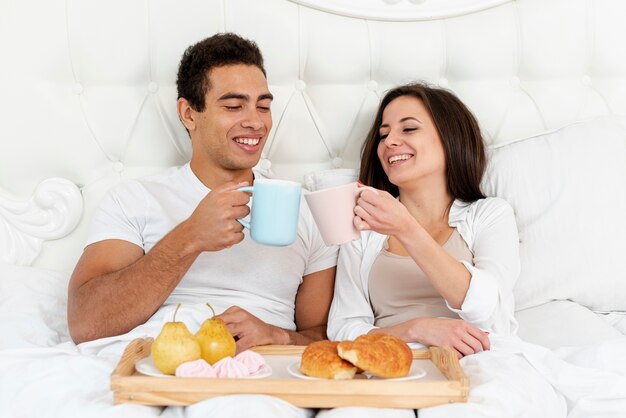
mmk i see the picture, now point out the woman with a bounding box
[327,83,520,358]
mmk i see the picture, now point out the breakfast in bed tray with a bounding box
[110,304,468,408]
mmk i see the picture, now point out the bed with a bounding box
[1,0,625,417]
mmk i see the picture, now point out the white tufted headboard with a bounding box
[1,0,625,273]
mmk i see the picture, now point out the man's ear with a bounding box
[177,98,196,132]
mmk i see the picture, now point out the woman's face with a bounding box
[376,95,447,189]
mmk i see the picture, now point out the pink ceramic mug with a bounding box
[304,182,361,246]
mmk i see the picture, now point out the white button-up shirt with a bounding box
[327,197,520,343]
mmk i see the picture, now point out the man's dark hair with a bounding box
[176,32,266,112]
[360,82,487,203]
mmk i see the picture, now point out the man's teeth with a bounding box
[388,154,412,164]
[234,137,260,145]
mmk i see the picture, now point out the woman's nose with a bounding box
[384,131,401,147]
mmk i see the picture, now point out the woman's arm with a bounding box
[353,189,471,306]
[444,198,520,334]
[369,317,490,358]
[356,191,520,334]
[396,198,520,334]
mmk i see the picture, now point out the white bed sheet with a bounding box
[1,265,625,418]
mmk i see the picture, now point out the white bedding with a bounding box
[2,0,626,416]
[1,264,625,418]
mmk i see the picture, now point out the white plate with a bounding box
[135,356,272,379]
[287,361,426,381]
[286,362,325,380]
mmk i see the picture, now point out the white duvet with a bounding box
[1,263,625,418]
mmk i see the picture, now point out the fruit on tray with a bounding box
[151,304,201,375]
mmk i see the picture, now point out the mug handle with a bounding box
[237,186,254,229]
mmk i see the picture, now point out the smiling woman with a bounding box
[1,1,626,418]
[376,96,449,193]
[328,82,519,360]
[360,83,486,203]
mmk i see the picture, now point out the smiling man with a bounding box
[67,34,337,361]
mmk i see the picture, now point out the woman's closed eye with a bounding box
[379,127,416,140]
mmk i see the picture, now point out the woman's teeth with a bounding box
[388,154,412,164]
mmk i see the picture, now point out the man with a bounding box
[67,33,337,355]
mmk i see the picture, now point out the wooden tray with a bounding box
[111,338,468,409]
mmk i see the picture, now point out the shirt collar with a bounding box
[183,162,267,194]
[448,199,472,226]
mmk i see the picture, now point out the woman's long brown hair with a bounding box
[359,82,486,203]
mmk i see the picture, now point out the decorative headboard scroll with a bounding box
[0,179,82,267]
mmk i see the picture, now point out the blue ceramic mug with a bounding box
[238,179,302,246]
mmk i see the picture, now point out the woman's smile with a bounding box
[387,153,414,165]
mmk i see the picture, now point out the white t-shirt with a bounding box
[327,197,520,341]
[85,163,338,331]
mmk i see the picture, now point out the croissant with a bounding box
[300,340,357,379]
[337,333,412,378]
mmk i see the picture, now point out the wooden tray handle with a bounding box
[429,346,469,388]
[111,337,153,378]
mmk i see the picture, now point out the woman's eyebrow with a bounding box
[399,116,422,124]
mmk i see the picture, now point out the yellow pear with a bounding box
[151,304,201,375]
[195,303,236,365]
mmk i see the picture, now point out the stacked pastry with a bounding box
[300,333,412,380]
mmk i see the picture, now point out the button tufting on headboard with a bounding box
[0,0,625,271]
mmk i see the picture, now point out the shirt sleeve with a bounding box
[327,237,378,341]
[446,198,520,334]
[84,181,147,249]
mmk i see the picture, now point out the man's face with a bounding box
[190,64,273,173]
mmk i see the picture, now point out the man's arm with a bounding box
[67,223,201,344]
[290,266,336,343]
[67,183,251,344]
[219,266,336,351]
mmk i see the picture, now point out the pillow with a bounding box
[303,168,358,192]
[0,263,71,348]
[515,301,623,349]
[483,116,626,312]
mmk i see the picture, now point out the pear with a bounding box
[151,304,201,375]
[195,303,236,365]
